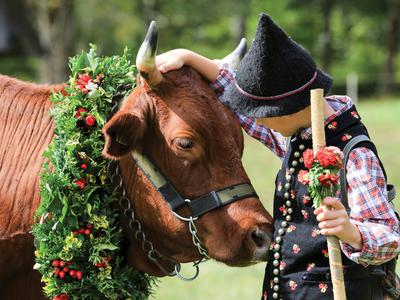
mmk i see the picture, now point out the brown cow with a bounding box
[0,23,273,299]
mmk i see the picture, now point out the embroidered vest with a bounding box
[262,106,384,300]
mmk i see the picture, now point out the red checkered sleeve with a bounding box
[340,147,400,266]
[210,64,287,159]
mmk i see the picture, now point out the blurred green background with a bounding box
[1,0,399,299]
[1,0,400,96]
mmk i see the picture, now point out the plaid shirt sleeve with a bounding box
[209,63,235,97]
[340,147,400,266]
[209,64,287,159]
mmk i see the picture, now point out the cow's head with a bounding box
[102,22,273,276]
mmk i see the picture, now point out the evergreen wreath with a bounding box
[32,45,154,300]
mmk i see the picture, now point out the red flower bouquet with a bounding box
[298,146,343,208]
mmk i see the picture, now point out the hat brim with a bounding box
[222,69,333,118]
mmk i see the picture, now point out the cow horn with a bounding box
[223,38,247,69]
[136,21,162,87]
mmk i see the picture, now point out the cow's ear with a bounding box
[102,111,146,159]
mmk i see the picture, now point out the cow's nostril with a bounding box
[251,228,270,248]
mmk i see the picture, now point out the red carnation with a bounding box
[315,147,342,169]
[85,115,96,127]
[74,107,87,119]
[303,149,315,169]
[317,173,339,187]
[298,170,310,185]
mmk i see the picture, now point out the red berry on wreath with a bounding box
[72,230,79,235]
[63,267,69,273]
[79,74,91,82]
[76,270,82,280]
[59,261,65,268]
[66,261,72,266]
[84,228,91,235]
[69,269,76,278]
[60,294,70,300]
[78,228,85,234]
[52,259,60,267]
[86,223,93,229]
[80,163,87,170]
[85,115,96,127]
[74,107,87,119]
[59,271,65,279]
[53,293,69,300]
[54,268,60,277]
[74,178,86,189]
[74,180,83,189]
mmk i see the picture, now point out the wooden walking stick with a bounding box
[310,89,346,300]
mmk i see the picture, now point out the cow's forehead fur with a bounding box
[128,66,243,151]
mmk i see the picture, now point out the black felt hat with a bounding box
[223,13,333,118]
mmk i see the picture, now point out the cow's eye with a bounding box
[174,137,194,150]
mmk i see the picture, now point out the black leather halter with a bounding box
[131,151,258,218]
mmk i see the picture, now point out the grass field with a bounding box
[150,98,400,300]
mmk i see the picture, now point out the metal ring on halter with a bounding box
[173,212,199,222]
[174,262,200,281]
[172,199,199,222]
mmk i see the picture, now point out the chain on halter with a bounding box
[108,161,204,281]
[173,201,210,259]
